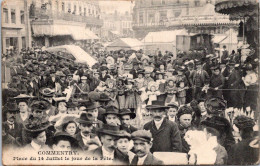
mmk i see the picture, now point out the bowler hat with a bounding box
[103,105,120,116]
[131,130,152,142]
[119,108,136,119]
[75,113,96,124]
[146,101,170,110]
[84,102,101,111]
[97,124,120,137]
[3,102,19,113]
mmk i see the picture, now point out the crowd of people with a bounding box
[2,44,259,165]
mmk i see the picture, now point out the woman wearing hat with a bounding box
[54,115,78,136]
[228,116,258,165]
[23,116,51,151]
[51,131,79,151]
[242,63,258,120]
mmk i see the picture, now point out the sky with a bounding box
[99,0,135,14]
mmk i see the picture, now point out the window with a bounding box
[162,0,165,4]
[73,5,76,13]
[20,11,24,24]
[160,11,167,22]
[139,13,143,24]
[88,9,91,15]
[3,8,8,23]
[22,37,26,48]
[79,6,81,15]
[148,13,155,23]
[6,38,10,48]
[151,0,154,5]
[84,8,86,16]
[11,9,16,24]
[62,2,65,11]
[195,0,200,6]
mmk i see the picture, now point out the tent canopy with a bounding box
[32,24,99,40]
[142,29,188,44]
[106,38,143,50]
[46,45,97,67]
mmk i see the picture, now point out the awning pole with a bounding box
[243,17,245,44]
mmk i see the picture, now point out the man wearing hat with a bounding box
[89,124,129,164]
[119,108,137,134]
[76,74,90,96]
[166,103,179,122]
[221,45,228,64]
[144,101,182,153]
[189,60,210,100]
[39,88,56,117]
[3,102,23,139]
[14,94,31,124]
[226,60,244,109]
[75,113,101,151]
[131,130,163,165]
[228,116,258,165]
[207,65,225,99]
[99,66,110,82]
[84,101,104,131]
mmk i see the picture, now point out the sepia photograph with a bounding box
[1,0,259,165]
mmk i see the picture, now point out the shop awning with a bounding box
[212,35,227,44]
[32,24,99,40]
[215,0,258,19]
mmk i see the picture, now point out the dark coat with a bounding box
[99,74,110,82]
[75,132,100,151]
[3,121,23,139]
[143,118,182,153]
[120,124,138,134]
[130,153,164,165]
[226,68,245,108]
[227,138,259,165]
[89,146,129,164]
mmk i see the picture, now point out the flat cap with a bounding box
[131,130,152,142]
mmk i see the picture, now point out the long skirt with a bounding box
[117,95,125,110]
[125,94,137,109]
[244,84,258,111]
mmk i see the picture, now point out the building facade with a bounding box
[29,0,103,47]
[101,11,133,41]
[132,0,238,39]
[1,0,30,54]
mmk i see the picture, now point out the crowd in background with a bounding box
[2,44,259,165]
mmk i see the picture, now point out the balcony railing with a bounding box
[30,7,103,27]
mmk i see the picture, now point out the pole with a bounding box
[243,17,245,44]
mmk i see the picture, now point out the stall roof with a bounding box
[106,38,143,48]
[142,30,188,44]
[46,45,97,67]
[212,35,227,44]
